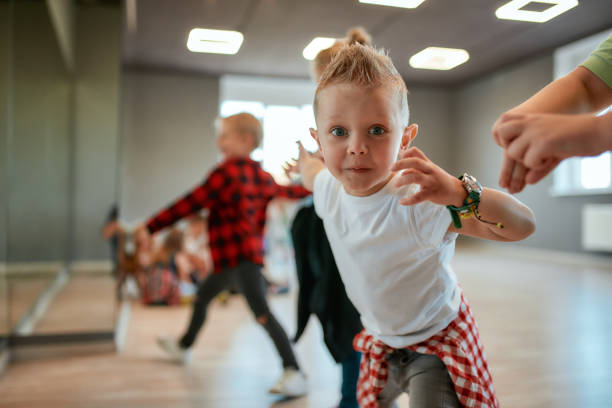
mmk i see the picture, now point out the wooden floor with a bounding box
[1,245,612,408]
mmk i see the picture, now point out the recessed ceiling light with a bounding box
[303,37,336,60]
[186,28,244,55]
[495,0,578,23]
[358,0,426,8]
[409,47,470,70]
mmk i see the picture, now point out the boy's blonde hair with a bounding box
[314,44,409,124]
[218,112,262,149]
[311,27,372,81]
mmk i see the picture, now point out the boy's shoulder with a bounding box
[213,157,271,182]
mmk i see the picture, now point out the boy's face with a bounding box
[216,121,254,159]
[311,83,416,196]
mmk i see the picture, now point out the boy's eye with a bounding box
[331,127,347,137]
[369,126,385,136]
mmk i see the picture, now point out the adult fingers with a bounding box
[495,119,524,148]
[523,144,554,170]
[498,153,516,189]
[509,161,528,194]
[525,160,559,185]
[506,134,530,162]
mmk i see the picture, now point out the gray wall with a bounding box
[8,1,71,262]
[451,55,612,253]
[0,1,9,264]
[120,69,220,223]
[71,5,121,260]
[46,0,74,71]
[119,49,609,255]
[407,86,453,172]
[0,0,11,343]
[119,73,451,224]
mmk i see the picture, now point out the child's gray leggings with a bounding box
[179,261,299,369]
[376,348,461,408]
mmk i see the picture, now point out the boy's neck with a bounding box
[221,151,252,161]
[345,173,394,197]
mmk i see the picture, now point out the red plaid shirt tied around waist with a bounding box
[353,293,499,408]
[147,158,310,273]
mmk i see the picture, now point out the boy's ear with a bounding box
[309,127,322,151]
[242,131,257,149]
[401,124,418,150]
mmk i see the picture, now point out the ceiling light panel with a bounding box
[303,37,336,60]
[359,0,426,8]
[409,47,470,70]
[187,28,244,55]
[495,0,579,23]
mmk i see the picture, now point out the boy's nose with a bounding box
[348,138,368,155]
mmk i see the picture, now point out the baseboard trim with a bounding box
[9,332,115,362]
[70,260,113,275]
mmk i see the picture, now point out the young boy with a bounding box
[296,44,536,407]
[140,112,310,397]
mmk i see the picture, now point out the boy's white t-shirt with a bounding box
[313,169,461,348]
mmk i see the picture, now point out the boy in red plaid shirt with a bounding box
[296,44,536,407]
[139,112,310,397]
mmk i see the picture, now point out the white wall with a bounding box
[120,69,220,224]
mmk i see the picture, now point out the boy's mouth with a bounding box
[346,167,371,173]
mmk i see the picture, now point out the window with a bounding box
[550,106,612,196]
[219,75,317,182]
[220,100,317,181]
[550,29,612,196]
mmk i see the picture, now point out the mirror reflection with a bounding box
[0,0,10,356]
[5,0,119,348]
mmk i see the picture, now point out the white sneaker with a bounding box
[156,336,191,365]
[268,367,307,397]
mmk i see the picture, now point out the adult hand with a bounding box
[493,112,608,192]
[391,147,465,207]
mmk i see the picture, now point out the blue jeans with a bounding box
[339,349,361,408]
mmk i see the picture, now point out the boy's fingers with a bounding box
[399,191,428,206]
[399,146,428,161]
[395,169,426,188]
[392,157,431,173]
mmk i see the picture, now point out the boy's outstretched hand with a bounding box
[294,141,325,192]
[392,147,465,207]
